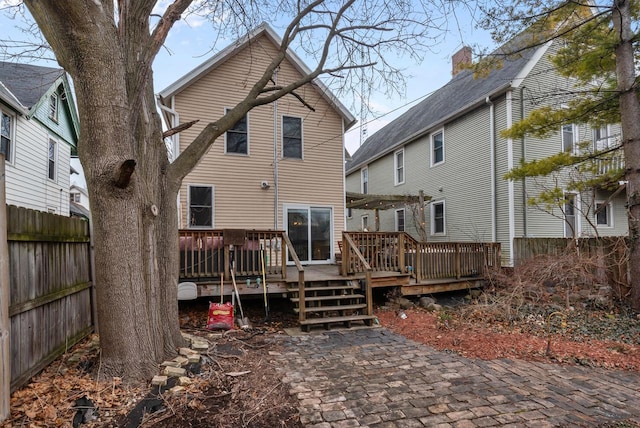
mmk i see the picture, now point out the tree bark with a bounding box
[613,0,640,310]
[24,0,185,380]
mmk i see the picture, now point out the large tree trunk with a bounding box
[25,1,184,380]
[614,0,640,310]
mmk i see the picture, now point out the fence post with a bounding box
[0,154,10,421]
[455,243,461,279]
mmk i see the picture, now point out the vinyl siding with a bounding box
[4,111,71,215]
[31,82,78,147]
[346,40,627,268]
[171,34,346,254]
[347,104,496,243]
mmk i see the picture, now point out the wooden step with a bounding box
[293,303,367,314]
[290,294,364,303]
[299,314,377,332]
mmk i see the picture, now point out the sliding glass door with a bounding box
[285,206,332,263]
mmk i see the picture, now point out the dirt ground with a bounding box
[2,286,639,428]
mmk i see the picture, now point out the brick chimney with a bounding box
[452,46,472,76]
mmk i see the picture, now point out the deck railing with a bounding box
[342,231,501,281]
[342,232,374,318]
[178,229,288,280]
[281,233,306,323]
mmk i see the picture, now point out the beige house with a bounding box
[158,24,355,264]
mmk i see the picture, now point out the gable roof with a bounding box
[0,61,80,151]
[0,61,64,113]
[158,22,356,130]
[345,37,551,175]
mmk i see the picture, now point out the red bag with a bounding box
[207,302,234,330]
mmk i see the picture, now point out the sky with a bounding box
[0,1,496,183]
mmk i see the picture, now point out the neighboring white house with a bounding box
[69,183,90,220]
[0,61,79,215]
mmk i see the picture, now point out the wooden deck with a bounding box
[184,263,486,299]
[177,229,500,329]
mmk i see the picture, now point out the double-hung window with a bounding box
[593,125,615,151]
[283,116,302,159]
[48,139,57,181]
[225,108,248,155]
[1,110,13,161]
[361,167,368,194]
[395,209,405,232]
[431,130,444,166]
[562,124,575,153]
[394,149,405,185]
[431,201,445,235]
[188,185,214,227]
[595,201,612,227]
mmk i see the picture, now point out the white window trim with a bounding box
[430,129,445,167]
[595,200,614,228]
[395,208,405,232]
[430,200,446,236]
[394,148,405,185]
[1,108,15,164]
[48,138,58,182]
[224,107,249,156]
[361,214,369,232]
[562,192,582,238]
[562,123,576,154]
[282,115,303,160]
[361,166,368,194]
[187,184,215,229]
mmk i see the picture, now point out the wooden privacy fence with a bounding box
[6,205,93,392]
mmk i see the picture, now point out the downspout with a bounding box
[520,86,528,237]
[506,91,516,266]
[486,96,497,242]
[273,68,279,230]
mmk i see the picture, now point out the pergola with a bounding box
[346,190,431,232]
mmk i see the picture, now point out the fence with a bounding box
[513,237,629,295]
[5,205,94,392]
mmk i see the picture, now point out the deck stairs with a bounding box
[287,279,377,332]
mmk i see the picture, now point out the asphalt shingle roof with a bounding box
[346,43,538,174]
[0,61,63,110]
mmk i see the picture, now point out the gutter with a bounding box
[345,82,513,176]
[0,81,28,115]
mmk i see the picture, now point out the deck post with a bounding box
[224,244,230,280]
[365,269,373,317]
[398,233,405,273]
[415,242,422,282]
[341,232,348,276]
[455,243,461,279]
[298,271,306,323]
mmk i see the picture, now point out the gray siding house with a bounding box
[345,40,627,266]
